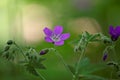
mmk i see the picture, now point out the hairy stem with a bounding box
[73,49,85,80]
[14,43,28,62]
[51,48,74,76]
[35,69,47,80]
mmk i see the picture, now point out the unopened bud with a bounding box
[103,53,108,61]
[40,49,49,55]
[7,40,14,45]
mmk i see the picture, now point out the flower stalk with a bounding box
[73,49,85,80]
[51,48,74,76]
[14,42,28,62]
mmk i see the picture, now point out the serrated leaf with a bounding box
[79,63,106,75]
[78,58,90,68]
[30,59,46,70]
[34,63,46,69]
[76,58,107,78]
[75,58,90,71]
[25,64,39,76]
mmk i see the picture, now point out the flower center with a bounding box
[51,34,61,42]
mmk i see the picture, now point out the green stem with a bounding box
[74,49,85,80]
[14,43,28,62]
[35,69,46,80]
[51,48,73,76]
[110,68,113,80]
[111,45,118,62]
[14,45,46,80]
[39,73,46,80]
[73,33,87,80]
[109,43,118,79]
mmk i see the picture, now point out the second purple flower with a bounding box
[109,26,120,41]
[43,26,70,46]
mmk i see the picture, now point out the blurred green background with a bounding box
[0,0,120,80]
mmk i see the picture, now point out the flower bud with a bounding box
[7,40,14,45]
[103,53,108,61]
[40,49,49,55]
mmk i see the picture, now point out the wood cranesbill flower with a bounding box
[109,26,120,41]
[43,26,70,46]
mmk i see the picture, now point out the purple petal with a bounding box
[43,27,53,37]
[45,37,53,42]
[53,26,63,35]
[109,26,114,35]
[115,26,120,35]
[60,33,70,40]
[54,41,64,46]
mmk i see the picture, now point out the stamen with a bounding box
[51,34,60,42]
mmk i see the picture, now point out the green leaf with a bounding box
[30,58,46,70]
[75,58,107,79]
[25,64,39,76]
[34,63,46,69]
[77,58,90,69]
[77,58,106,75]
[79,63,106,75]
[25,56,46,76]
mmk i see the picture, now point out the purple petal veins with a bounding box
[43,27,53,36]
[45,37,53,42]
[43,26,70,46]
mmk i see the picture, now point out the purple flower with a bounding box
[103,53,108,61]
[43,26,70,46]
[109,26,120,41]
